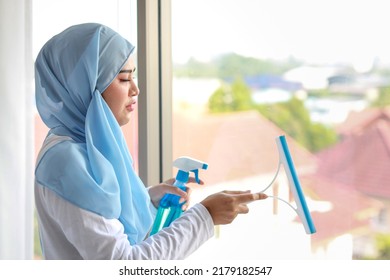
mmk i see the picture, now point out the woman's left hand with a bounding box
[148,177,203,210]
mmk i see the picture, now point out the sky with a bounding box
[171,0,390,72]
[33,0,390,72]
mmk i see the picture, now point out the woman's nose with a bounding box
[130,82,139,96]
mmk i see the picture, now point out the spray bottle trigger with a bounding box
[191,169,200,184]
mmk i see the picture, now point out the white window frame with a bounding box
[137,0,173,186]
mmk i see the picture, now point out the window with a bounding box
[171,0,390,260]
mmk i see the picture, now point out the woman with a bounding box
[34,23,267,260]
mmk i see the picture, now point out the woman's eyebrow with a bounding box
[119,67,136,74]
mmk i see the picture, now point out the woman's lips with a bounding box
[126,101,136,112]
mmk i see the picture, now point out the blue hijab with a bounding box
[34,23,154,245]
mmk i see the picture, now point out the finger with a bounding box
[181,203,189,211]
[178,186,192,204]
[180,193,191,206]
[187,177,205,185]
[163,178,176,185]
[235,192,268,203]
[237,204,249,214]
[256,192,268,200]
[223,190,251,195]
[164,185,188,200]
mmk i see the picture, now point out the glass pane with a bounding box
[172,0,390,260]
[32,0,137,258]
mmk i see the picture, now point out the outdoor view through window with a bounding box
[172,0,390,259]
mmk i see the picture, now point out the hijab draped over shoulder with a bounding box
[34,23,154,245]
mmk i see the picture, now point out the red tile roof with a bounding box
[318,109,390,199]
[306,107,390,245]
[337,107,390,136]
[301,175,382,246]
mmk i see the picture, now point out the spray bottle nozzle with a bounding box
[173,156,208,184]
[173,157,208,172]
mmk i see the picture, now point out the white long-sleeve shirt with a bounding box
[34,135,214,260]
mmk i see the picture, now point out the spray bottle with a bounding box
[150,156,208,235]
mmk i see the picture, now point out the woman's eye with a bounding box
[120,77,136,82]
[119,78,133,83]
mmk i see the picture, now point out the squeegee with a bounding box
[262,135,316,234]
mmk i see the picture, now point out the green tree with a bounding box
[173,57,217,78]
[306,122,338,152]
[208,78,253,113]
[208,83,338,153]
[215,53,302,79]
[376,234,390,259]
[371,87,390,108]
[256,98,337,152]
[173,53,302,80]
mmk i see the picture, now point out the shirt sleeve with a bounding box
[41,186,214,260]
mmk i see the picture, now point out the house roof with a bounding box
[304,107,390,245]
[318,108,390,199]
[337,107,390,136]
[301,175,383,245]
[173,110,316,185]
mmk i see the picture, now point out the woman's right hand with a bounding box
[200,190,268,225]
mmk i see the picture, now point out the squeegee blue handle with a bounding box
[278,136,316,234]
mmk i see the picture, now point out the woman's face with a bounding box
[102,58,139,126]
